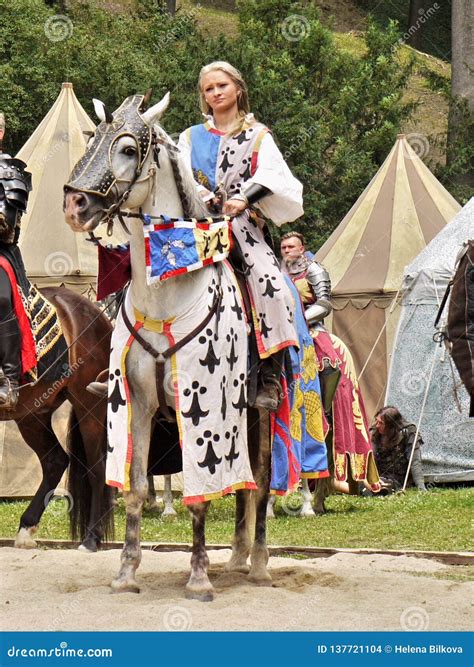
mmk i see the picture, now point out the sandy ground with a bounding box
[0,547,472,632]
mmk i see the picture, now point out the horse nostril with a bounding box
[73,193,87,211]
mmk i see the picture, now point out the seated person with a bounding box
[368,406,427,494]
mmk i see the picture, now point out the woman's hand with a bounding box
[223,198,247,217]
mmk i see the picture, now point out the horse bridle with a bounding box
[98,132,181,237]
[65,93,181,235]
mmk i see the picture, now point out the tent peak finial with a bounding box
[62,82,73,89]
[397,133,406,139]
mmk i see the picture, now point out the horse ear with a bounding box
[141,88,153,111]
[93,99,106,123]
[92,99,113,124]
[141,92,170,126]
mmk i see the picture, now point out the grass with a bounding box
[1,487,472,553]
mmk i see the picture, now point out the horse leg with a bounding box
[111,393,153,594]
[186,501,214,601]
[225,489,251,573]
[314,419,335,514]
[162,474,177,519]
[15,413,69,548]
[266,494,276,518]
[144,475,161,513]
[313,478,329,515]
[67,398,112,552]
[300,478,315,516]
[248,410,272,585]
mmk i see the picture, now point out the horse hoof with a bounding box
[78,541,98,553]
[161,511,178,521]
[144,502,161,514]
[248,571,273,586]
[111,579,140,594]
[185,587,214,602]
[14,527,37,549]
[225,562,250,574]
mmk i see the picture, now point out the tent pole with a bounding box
[402,342,439,491]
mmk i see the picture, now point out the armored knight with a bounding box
[0,152,32,408]
[280,231,340,410]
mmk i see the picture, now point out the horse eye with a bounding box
[123,146,137,157]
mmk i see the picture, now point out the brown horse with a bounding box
[2,286,114,552]
[448,240,474,416]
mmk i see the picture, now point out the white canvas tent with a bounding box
[386,198,474,482]
[16,82,99,291]
[316,134,461,421]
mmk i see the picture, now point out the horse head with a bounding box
[64,92,170,232]
[0,155,32,243]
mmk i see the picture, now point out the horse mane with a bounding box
[155,125,209,219]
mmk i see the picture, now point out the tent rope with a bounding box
[357,288,402,382]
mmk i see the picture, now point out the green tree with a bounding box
[1,0,416,248]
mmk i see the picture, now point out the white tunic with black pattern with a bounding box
[179,115,302,356]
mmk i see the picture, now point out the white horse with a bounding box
[64,92,272,600]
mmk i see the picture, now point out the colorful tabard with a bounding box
[270,277,329,494]
[143,215,232,285]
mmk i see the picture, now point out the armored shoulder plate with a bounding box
[306,261,332,302]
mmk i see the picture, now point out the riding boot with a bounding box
[86,368,109,398]
[254,350,284,412]
[0,316,21,409]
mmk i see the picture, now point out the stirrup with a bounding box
[254,376,283,412]
[0,373,19,410]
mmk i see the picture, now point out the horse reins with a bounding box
[120,267,223,422]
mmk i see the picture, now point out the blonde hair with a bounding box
[198,61,252,134]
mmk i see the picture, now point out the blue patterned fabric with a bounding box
[190,124,221,191]
[270,278,328,493]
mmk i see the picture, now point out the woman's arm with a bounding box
[242,132,304,226]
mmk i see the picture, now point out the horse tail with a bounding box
[67,407,115,544]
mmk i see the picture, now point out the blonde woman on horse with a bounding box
[178,61,303,411]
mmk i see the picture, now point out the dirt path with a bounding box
[1,547,472,631]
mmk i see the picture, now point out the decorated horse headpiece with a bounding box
[0,154,32,243]
[66,94,153,198]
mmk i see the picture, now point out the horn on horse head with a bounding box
[140,88,153,111]
[92,99,114,124]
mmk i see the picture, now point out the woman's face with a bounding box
[374,414,386,434]
[201,70,240,115]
